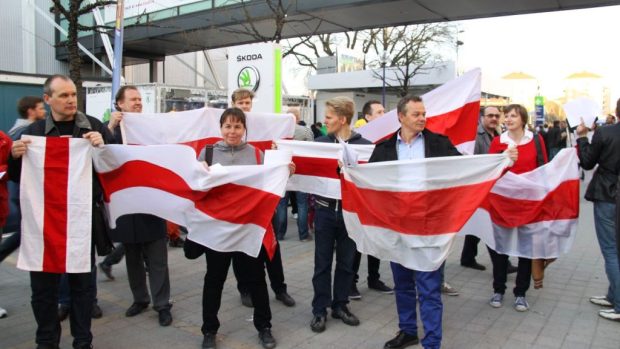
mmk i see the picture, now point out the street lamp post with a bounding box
[381,52,389,106]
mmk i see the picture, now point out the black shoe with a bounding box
[384,331,419,349]
[461,261,486,271]
[258,328,277,349]
[125,302,149,317]
[332,306,360,326]
[240,292,253,308]
[368,280,394,294]
[158,308,172,326]
[275,292,295,307]
[202,332,216,349]
[349,284,362,300]
[98,262,115,281]
[310,314,326,333]
[91,303,102,319]
[507,263,518,274]
[58,304,69,322]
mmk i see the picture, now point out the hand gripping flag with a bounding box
[357,68,481,154]
[121,107,295,154]
[18,136,93,273]
[92,144,291,258]
[459,148,580,258]
[341,153,510,271]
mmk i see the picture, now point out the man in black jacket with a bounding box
[577,99,620,322]
[310,96,371,333]
[372,95,460,349]
[9,75,110,349]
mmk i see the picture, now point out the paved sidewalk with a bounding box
[1,196,619,348]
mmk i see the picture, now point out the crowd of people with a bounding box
[0,74,618,349]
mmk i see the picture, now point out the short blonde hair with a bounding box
[325,97,355,125]
[231,88,254,103]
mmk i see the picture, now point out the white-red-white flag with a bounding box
[93,144,291,258]
[459,148,580,258]
[341,153,510,271]
[357,68,481,154]
[121,107,295,154]
[275,140,375,199]
[18,136,93,273]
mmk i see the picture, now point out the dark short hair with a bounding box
[362,100,382,117]
[17,96,44,118]
[219,108,247,129]
[504,104,529,129]
[397,95,423,115]
[231,89,254,103]
[114,85,139,111]
[43,74,72,96]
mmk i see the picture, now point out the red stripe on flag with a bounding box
[487,180,580,227]
[426,100,480,146]
[341,176,497,236]
[293,156,339,179]
[98,161,279,229]
[42,138,70,273]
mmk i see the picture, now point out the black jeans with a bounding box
[352,251,381,285]
[101,243,126,266]
[487,247,531,297]
[0,231,20,263]
[234,240,287,295]
[202,247,271,334]
[30,271,93,348]
[460,235,481,265]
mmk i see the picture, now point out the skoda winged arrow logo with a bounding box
[237,66,260,92]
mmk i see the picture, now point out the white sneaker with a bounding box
[599,309,620,321]
[0,307,7,318]
[514,296,529,312]
[292,213,298,220]
[590,296,613,307]
[441,282,459,296]
[489,293,503,308]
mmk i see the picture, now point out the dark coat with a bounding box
[105,124,167,243]
[369,128,461,163]
[577,123,620,203]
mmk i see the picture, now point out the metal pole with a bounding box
[382,62,386,106]
[111,0,125,110]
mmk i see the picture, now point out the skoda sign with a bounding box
[237,66,260,92]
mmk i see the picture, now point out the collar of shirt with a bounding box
[499,129,534,146]
[396,130,425,160]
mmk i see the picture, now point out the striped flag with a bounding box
[357,68,481,154]
[341,153,510,271]
[121,107,295,154]
[275,140,375,199]
[459,148,580,258]
[18,136,93,273]
[93,144,291,257]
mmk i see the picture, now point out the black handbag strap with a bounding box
[203,144,214,166]
[532,133,545,167]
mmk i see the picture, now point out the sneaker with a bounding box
[489,293,503,308]
[332,305,360,326]
[98,262,115,281]
[349,284,362,300]
[240,292,253,308]
[0,306,6,318]
[441,282,459,296]
[514,296,529,312]
[590,296,613,307]
[258,328,277,349]
[292,213,298,220]
[202,332,216,349]
[599,308,620,321]
[368,280,394,294]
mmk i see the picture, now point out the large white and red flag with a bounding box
[459,148,580,258]
[92,144,291,258]
[18,136,93,273]
[341,152,510,271]
[275,140,375,199]
[121,107,295,154]
[357,68,481,154]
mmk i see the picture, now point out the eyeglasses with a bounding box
[485,114,501,119]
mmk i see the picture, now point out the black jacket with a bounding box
[577,123,620,203]
[369,128,461,163]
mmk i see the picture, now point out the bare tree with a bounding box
[51,0,116,110]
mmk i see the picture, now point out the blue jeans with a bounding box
[594,201,620,312]
[391,263,443,349]
[311,206,356,315]
[273,192,309,240]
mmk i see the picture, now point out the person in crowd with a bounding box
[8,74,111,349]
[104,85,173,326]
[273,107,313,241]
[576,98,620,321]
[370,95,460,349]
[310,97,370,333]
[311,122,324,139]
[97,244,125,280]
[195,107,293,349]
[605,114,617,125]
[547,120,563,160]
[0,129,12,318]
[353,100,385,128]
[487,104,547,312]
[229,89,296,308]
